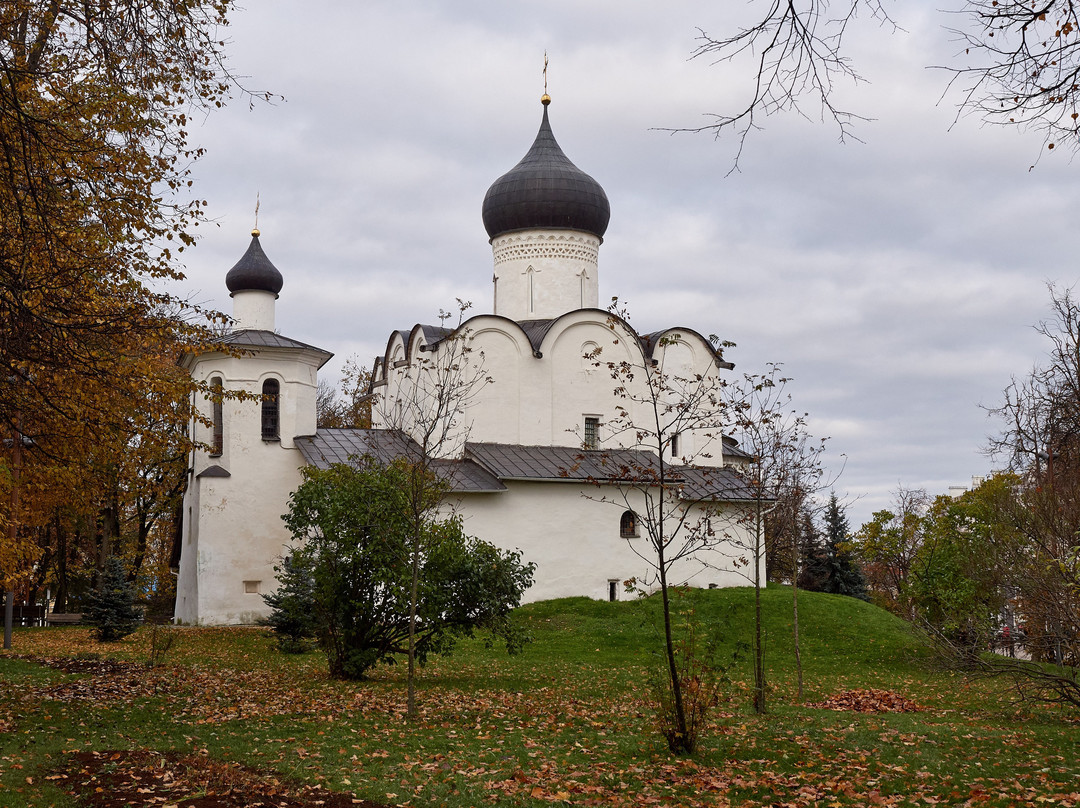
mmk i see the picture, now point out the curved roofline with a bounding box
[225,232,284,295]
[482,102,610,241]
[422,308,734,368]
[368,310,733,393]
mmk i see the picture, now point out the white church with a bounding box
[174,96,761,626]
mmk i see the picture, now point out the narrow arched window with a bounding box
[210,377,223,457]
[261,379,280,440]
[620,510,639,539]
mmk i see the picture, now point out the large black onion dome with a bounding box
[482,101,610,241]
[225,230,283,295]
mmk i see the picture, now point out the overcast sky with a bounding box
[167,0,1079,528]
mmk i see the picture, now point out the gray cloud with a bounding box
[166,0,1075,527]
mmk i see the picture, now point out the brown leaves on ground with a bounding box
[808,688,923,713]
[48,749,388,808]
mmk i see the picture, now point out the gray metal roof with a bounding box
[221,329,333,361]
[225,232,284,295]
[295,429,506,493]
[722,435,753,460]
[464,442,757,502]
[295,428,418,467]
[482,101,610,241]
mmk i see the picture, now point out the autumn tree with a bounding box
[720,364,828,708]
[687,0,1080,163]
[0,2,247,636]
[852,487,931,618]
[906,486,1011,657]
[976,284,1080,679]
[316,358,373,429]
[579,307,759,752]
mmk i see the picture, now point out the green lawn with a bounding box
[1,585,1077,807]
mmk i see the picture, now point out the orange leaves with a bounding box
[808,687,924,713]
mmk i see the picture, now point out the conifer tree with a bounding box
[817,494,867,599]
[84,557,141,642]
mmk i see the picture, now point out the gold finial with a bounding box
[252,192,260,236]
[541,52,550,105]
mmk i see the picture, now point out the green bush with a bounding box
[277,457,535,679]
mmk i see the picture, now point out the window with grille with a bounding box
[210,377,223,457]
[620,510,639,538]
[584,416,600,450]
[261,379,280,440]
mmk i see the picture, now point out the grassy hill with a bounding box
[1,586,1077,807]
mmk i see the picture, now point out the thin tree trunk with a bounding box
[792,514,803,699]
[753,498,767,714]
[4,413,24,649]
[407,538,419,719]
[54,514,68,613]
[792,577,803,700]
[658,554,690,752]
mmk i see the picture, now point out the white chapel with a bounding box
[174,96,759,626]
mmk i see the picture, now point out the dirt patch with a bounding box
[20,654,144,676]
[49,749,390,808]
[808,688,923,713]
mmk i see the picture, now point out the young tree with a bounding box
[579,309,759,751]
[278,458,533,679]
[721,365,828,710]
[372,302,493,716]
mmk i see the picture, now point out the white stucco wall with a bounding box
[492,230,600,320]
[379,310,732,465]
[454,480,762,602]
[175,344,322,625]
[231,290,277,331]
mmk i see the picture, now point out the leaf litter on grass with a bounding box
[49,749,388,808]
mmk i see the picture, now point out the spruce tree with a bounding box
[84,557,141,642]
[262,554,318,653]
[820,493,868,599]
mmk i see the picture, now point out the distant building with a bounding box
[174,96,760,625]
[948,475,990,499]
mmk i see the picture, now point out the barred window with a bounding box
[584,416,600,451]
[210,377,223,457]
[261,379,280,440]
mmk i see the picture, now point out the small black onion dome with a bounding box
[482,99,610,241]
[225,230,283,295]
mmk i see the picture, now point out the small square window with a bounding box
[244,580,261,594]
